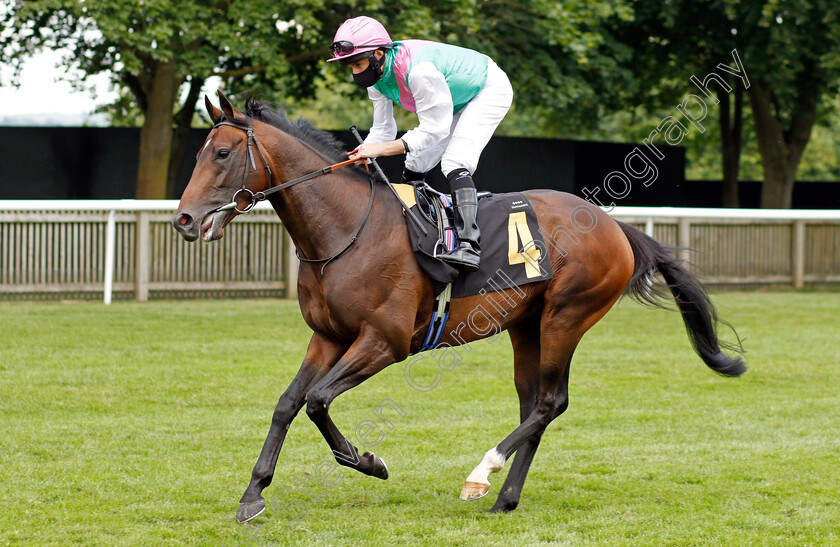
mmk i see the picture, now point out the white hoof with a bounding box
[460,480,490,501]
[460,448,505,501]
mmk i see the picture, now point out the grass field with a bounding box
[1,291,838,546]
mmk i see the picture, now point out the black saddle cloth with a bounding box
[395,183,553,297]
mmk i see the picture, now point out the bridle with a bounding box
[211,117,364,214]
[211,117,274,214]
[210,116,375,271]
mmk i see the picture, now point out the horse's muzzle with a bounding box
[172,208,234,242]
[172,212,199,241]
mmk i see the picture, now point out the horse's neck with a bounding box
[264,132,376,261]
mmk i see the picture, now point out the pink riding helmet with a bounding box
[327,16,393,64]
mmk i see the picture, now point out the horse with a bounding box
[172,92,746,523]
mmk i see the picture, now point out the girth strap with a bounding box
[420,195,455,351]
[420,283,452,351]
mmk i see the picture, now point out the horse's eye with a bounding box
[216,148,230,159]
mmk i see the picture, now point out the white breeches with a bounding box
[404,60,513,177]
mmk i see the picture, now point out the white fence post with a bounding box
[135,211,151,301]
[792,220,806,289]
[678,216,691,263]
[103,210,116,305]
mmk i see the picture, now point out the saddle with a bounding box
[412,182,490,259]
[393,182,553,298]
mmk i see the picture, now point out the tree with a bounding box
[616,0,840,208]
[1,0,343,198]
[440,0,636,136]
[2,0,633,199]
[742,1,840,208]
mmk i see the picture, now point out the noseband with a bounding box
[209,116,375,271]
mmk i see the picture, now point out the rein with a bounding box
[212,117,375,272]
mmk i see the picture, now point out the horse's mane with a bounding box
[243,98,356,167]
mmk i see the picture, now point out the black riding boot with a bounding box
[441,171,481,272]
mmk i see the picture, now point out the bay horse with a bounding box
[172,92,745,523]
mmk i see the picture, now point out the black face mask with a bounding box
[353,62,380,88]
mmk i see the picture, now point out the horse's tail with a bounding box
[617,221,746,377]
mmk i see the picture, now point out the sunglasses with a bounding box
[330,40,392,55]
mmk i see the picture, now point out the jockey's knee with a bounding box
[441,160,474,179]
[446,168,475,192]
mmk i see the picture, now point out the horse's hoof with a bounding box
[364,451,389,480]
[488,500,518,513]
[460,480,490,501]
[236,499,266,523]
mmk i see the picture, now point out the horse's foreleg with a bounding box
[237,333,345,523]
[304,325,398,479]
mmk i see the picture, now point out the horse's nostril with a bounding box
[172,212,199,241]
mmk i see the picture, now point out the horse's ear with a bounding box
[217,90,236,118]
[205,95,223,125]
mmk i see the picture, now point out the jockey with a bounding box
[328,16,513,272]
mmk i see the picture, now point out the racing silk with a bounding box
[373,40,489,114]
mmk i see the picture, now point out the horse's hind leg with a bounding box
[485,319,542,511]
[489,320,575,512]
[460,354,575,503]
[237,333,345,523]
[459,327,577,503]
[460,268,626,505]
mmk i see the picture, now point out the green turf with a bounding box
[1,292,838,546]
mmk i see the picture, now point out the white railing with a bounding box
[612,206,840,288]
[1,201,839,302]
[0,200,297,303]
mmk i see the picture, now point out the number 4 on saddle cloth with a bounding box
[392,182,554,351]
